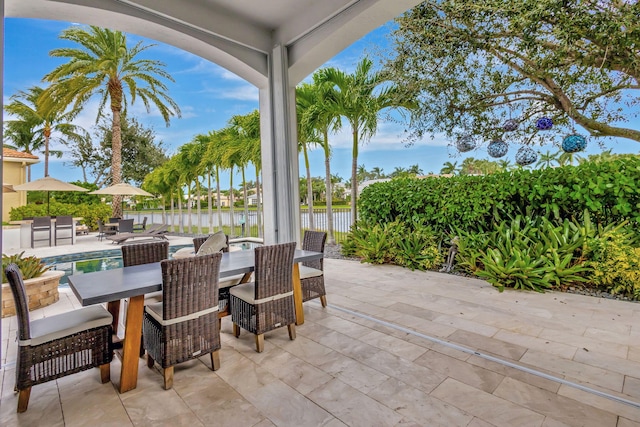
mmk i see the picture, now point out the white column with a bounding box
[259,44,301,245]
[0,0,6,360]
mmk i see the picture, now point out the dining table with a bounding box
[67,248,323,393]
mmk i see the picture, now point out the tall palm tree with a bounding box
[440,161,459,175]
[558,150,584,166]
[202,130,228,232]
[4,86,86,178]
[535,150,560,169]
[298,75,342,243]
[317,58,415,224]
[43,25,180,217]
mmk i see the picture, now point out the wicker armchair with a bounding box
[300,230,328,307]
[4,264,113,413]
[143,253,222,389]
[120,241,170,355]
[230,242,297,353]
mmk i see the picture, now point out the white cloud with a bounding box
[217,84,259,101]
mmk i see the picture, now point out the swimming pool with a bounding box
[41,242,259,286]
[41,245,192,286]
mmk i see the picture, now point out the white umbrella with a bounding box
[3,183,16,193]
[13,176,89,214]
[89,183,153,197]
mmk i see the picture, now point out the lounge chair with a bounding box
[106,224,169,244]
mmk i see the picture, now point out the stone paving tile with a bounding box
[466,354,561,393]
[556,384,640,423]
[448,329,528,361]
[493,329,578,359]
[493,377,618,426]
[430,378,546,427]
[538,327,628,359]
[572,346,640,378]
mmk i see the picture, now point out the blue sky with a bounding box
[3,17,639,188]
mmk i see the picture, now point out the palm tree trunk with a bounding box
[44,134,50,177]
[304,145,315,230]
[111,108,123,218]
[170,195,175,231]
[242,167,249,237]
[196,180,202,234]
[350,126,359,226]
[187,184,193,233]
[323,132,335,244]
[178,190,184,233]
[215,167,223,231]
[255,166,262,238]
[229,167,235,236]
[207,171,213,233]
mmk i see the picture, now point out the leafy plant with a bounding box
[2,252,50,283]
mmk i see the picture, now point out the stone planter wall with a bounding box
[1,270,64,318]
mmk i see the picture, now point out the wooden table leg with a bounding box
[293,263,304,325]
[119,294,144,393]
[107,300,121,334]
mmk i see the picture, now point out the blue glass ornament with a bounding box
[536,117,553,130]
[487,140,508,158]
[502,119,519,132]
[561,134,587,153]
[515,146,538,166]
[455,135,476,153]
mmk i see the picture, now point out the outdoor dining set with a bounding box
[4,230,328,413]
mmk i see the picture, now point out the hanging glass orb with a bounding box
[455,135,476,153]
[515,146,538,166]
[561,134,587,153]
[502,119,519,132]
[535,117,553,130]
[487,140,508,158]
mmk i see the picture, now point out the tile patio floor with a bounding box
[1,234,639,426]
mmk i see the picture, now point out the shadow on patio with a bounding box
[2,258,639,426]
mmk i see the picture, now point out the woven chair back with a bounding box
[302,230,326,270]
[160,253,221,321]
[55,215,73,227]
[33,216,51,229]
[4,264,31,341]
[253,242,296,300]
[122,241,169,267]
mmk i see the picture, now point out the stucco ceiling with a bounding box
[5,0,422,85]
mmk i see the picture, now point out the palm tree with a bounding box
[4,86,86,178]
[536,150,560,169]
[440,161,459,175]
[298,73,343,244]
[558,151,584,166]
[497,159,513,171]
[317,58,415,224]
[43,25,180,217]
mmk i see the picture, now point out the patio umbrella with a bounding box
[3,183,16,193]
[89,183,153,197]
[13,176,88,214]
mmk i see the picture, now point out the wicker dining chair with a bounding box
[230,242,297,353]
[120,241,170,355]
[143,253,222,389]
[300,230,328,307]
[4,264,113,413]
[193,233,230,253]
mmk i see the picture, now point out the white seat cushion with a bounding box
[219,273,245,288]
[24,305,113,346]
[144,291,163,305]
[299,265,323,279]
[229,282,293,305]
[145,301,218,326]
[196,231,227,255]
[173,247,195,259]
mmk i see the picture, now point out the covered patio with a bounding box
[2,256,639,426]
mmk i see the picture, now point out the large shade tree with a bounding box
[43,25,180,217]
[316,58,415,224]
[386,1,640,150]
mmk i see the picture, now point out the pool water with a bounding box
[41,245,192,286]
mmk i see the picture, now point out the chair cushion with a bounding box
[299,265,323,279]
[229,282,293,305]
[219,273,245,288]
[145,301,218,326]
[173,247,195,259]
[24,305,113,347]
[196,231,227,255]
[144,291,163,305]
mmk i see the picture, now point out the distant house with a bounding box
[2,148,40,221]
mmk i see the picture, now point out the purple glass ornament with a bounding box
[536,117,553,130]
[455,135,476,153]
[502,119,519,132]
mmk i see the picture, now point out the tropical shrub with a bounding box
[342,220,442,270]
[2,252,50,283]
[9,202,111,230]
[585,229,640,299]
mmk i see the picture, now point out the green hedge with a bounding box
[9,202,112,231]
[358,157,640,234]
